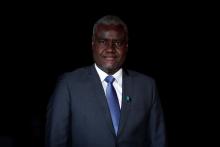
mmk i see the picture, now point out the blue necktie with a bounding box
[105,75,120,135]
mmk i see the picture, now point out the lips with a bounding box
[105,56,115,59]
[104,56,117,60]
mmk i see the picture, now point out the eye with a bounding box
[113,40,124,47]
[114,41,122,47]
[97,39,106,44]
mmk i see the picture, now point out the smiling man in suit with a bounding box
[46,15,166,147]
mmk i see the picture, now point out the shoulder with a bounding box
[57,66,91,84]
[125,69,157,86]
[126,69,155,82]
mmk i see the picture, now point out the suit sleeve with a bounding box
[147,80,167,147]
[45,74,71,147]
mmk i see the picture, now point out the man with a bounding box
[46,15,166,147]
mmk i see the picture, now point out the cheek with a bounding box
[96,48,106,55]
[118,48,127,56]
[93,48,104,59]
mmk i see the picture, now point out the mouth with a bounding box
[105,56,115,59]
[103,56,117,61]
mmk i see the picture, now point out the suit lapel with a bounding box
[87,66,133,137]
[87,66,116,136]
[117,69,133,137]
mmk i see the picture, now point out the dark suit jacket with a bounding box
[46,65,166,147]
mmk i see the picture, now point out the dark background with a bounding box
[1,2,216,147]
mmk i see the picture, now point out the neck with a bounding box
[96,65,120,75]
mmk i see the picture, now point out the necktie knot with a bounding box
[105,75,115,84]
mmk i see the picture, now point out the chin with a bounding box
[104,64,116,69]
[104,65,119,74]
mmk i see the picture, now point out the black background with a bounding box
[1,1,217,147]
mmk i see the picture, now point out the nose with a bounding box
[106,41,116,52]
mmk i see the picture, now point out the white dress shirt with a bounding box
[94,64,122,109]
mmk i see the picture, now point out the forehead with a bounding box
[95,24,126,40]
[95,24,125,35]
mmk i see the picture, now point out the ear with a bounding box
[92,36,95,48]
[125,43,128,52]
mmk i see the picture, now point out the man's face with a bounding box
[92,24,128,74]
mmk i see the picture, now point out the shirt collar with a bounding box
[94,63,122,86]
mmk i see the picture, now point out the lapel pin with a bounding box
[125,96,131,102]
